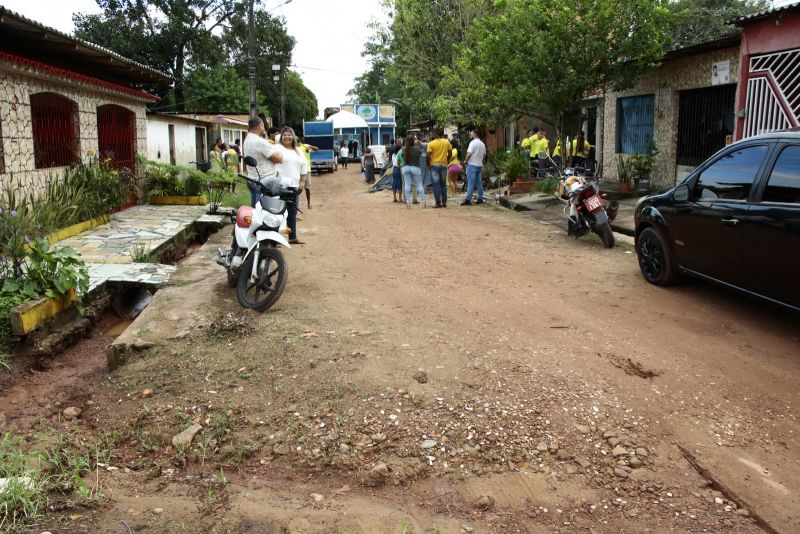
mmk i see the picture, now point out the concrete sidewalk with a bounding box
[498,192,639,237]
[56,205,225,293]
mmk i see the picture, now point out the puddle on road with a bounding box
[103,318,133,337]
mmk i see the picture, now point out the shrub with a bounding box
[142,161,214,198]
[502,151,528,180]
[1,159,134,238]
[0,201,34,279]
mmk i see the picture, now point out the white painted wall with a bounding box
[146,117,205,167]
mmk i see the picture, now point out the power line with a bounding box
[290,64,361,75]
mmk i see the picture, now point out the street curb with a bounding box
[610,223,635,237]
[499,195,637,237]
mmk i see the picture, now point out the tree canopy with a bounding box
[351,0,765,146]
[668,0,767,49]
[74,0,317,127]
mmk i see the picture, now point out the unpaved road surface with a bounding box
[2,166,799,533]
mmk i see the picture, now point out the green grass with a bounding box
[0,352,11,372]
[221,188,251,209]
[0,430,106,532]
[0,432,45,532]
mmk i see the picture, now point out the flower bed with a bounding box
[149,195,208,205]
[142,160,233,213]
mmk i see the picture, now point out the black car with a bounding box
[634,129,800,312]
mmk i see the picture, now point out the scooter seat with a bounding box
[236,206,253,228]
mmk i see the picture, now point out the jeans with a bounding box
[392,166,403,190]
[402,166,425,204]
[430,164,448,206]
[466,164,483,203]
[287,192,298,240]
[247,181,261,207]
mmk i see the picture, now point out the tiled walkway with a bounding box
[57,205,209,264]
[55,205,222,292]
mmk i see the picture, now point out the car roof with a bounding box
[739,127,800,143]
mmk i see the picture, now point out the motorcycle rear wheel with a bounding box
[594,221,615,248]
[236,246,288,312]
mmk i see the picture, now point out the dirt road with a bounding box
[3,166,798,533]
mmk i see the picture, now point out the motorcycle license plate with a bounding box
[583,194,603,212]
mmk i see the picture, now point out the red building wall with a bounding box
[735,9,800,139]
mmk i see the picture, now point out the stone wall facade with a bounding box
[0,58,153,198]
[601,46,741,188]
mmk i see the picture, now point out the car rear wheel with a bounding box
[636,227,678,286]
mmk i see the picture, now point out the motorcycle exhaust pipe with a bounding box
[606,200,619,223]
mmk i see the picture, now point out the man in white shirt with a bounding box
[461,129,487,205]
[242,117,283,206]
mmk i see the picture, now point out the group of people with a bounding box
[210,138,242,176]
[520,127,594,176]
[241,116,318,245]
[364,128,487,208]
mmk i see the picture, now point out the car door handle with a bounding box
[721,218,739,227]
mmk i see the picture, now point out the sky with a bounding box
[0,0,388,119]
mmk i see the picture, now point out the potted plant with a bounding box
[629,142,658,192]
[617,154,632,193]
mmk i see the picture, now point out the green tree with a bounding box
[281,71,319,132]
[183,65,264,112]
[350,0,494,128]
[74,0,245,110]
[668,0,766,49]
[437,0,672,148]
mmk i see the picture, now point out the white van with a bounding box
[366,145,388,171]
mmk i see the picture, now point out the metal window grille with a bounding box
[31,92,79,169]
[676,85,736,167]
[97,104,135,173]
[745,48,800,138]
[616,95,654,154]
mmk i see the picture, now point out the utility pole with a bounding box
[280,65,286,127]
[272,63,284,126]
[247,0,257,120]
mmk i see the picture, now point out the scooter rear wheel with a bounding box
[236,246,288,312]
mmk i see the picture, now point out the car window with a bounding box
[763,145,800,204]
[693,145,768,201]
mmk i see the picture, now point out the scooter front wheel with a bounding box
[226,237,238,288]
[236,246,288,312]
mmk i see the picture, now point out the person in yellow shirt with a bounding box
[447,146,462,196]
[299,140,318,208]
[533,129,550,177]
[426,129,452,208]
[520,129,535,158]
[569,130,593,169]
[551,138,563,167]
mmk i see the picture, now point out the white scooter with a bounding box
[217,155,299,311]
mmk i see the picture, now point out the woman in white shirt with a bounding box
[274,127,309,244]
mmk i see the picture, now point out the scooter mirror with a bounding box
[244,156,258,167]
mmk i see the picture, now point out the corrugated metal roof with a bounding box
[0,6,171,83]
[733,1,800,25]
